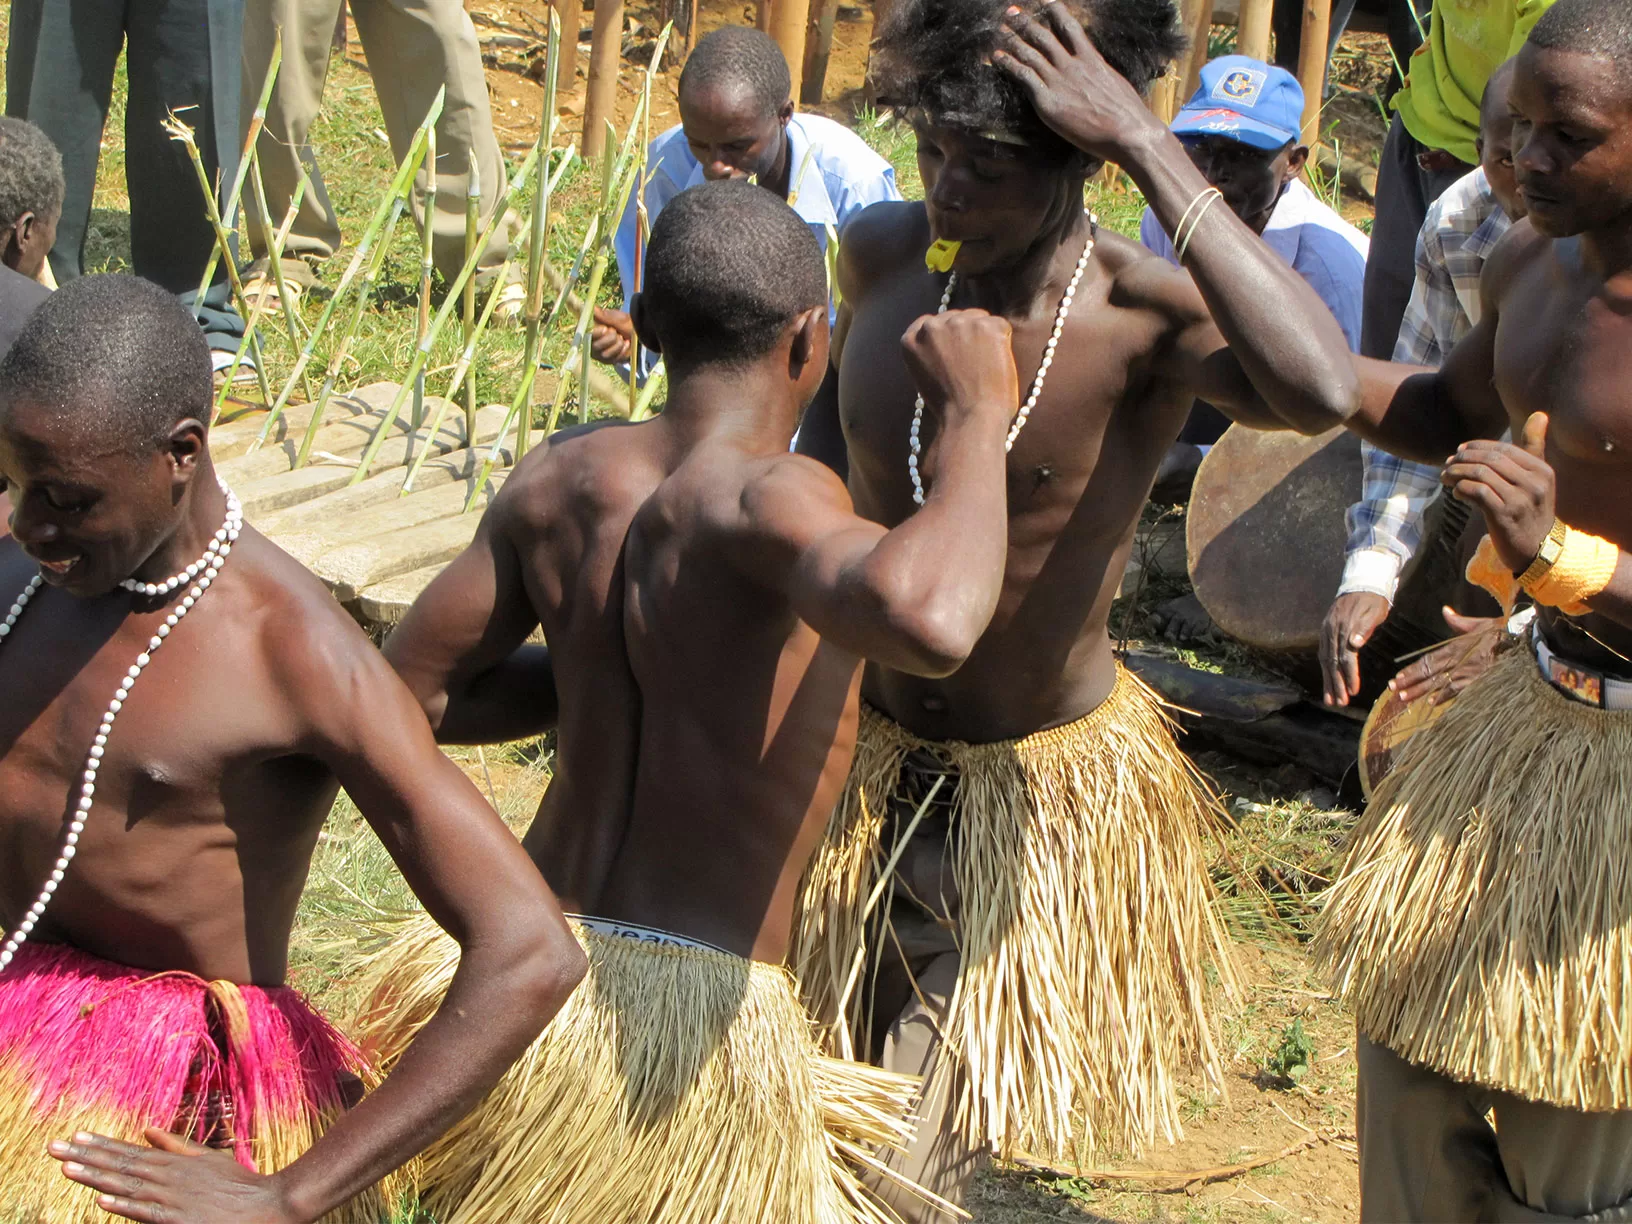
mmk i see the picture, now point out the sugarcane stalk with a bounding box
[515,11,565,462]
[631,357,666,420]
[349,143,541,486]
[248,147,315,399]
[213,173,312,423]
[293,197,411,468]
[413,126,437,430]
[253,90,444,447]
[164,113,276,410]
[462,158,482,442]
[192,34,283,321]
[402,237,522,492]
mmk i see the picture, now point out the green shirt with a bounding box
[1394,0,1556,166]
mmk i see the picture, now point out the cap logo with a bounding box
[1212,67,1266,107]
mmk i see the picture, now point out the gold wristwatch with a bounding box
[1518,517,1569,588]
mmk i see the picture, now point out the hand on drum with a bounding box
[1320,591,1391,707]
[1388,609,1508,707]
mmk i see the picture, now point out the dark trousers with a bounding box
[6,0,245,350]
[1360,113,1471,359]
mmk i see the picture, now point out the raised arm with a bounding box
[748,310,1014,675]
[994,3,1358,433]
[383,458,558,746]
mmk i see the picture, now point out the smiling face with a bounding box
[678,82,791,186]
[1508,44,1632,238]
[914,120,1084,276]
[0,399,192,598]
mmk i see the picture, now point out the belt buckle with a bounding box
[1546,653,1606,708]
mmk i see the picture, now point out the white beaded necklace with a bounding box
[0,478,241,974]
[909,213,1096,507]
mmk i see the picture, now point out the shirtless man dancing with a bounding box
[1310,1,1632,1215]
[0,274,584,1223]
[790,0,1358,1213]
[357,178,1017,1222]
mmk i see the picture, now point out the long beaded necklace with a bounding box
[908,213,1097,507]
[0,477,242,973]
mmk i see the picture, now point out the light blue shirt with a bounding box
[613,112,901,355]
[1139,177,1370,352]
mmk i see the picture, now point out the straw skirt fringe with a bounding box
[1315,646,1632,1112]
[351,915,928,1224]
[792,667,1235,1162]
[0,944,401,1224]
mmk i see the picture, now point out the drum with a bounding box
[1186,425,1361,653]
[1358,683,1454,799]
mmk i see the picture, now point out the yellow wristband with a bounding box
[1523,524,1621,615]
[1466,534,1520,613]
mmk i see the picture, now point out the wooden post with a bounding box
[1182,0,1215,98]
[582,0,624,159]
[1149,73,1180,125]
[758,0,774,33]
[553,0,584,95]
[1237,0,1274,62]
[771,0,813,102]
[1296,0,1333,143]
[802,0,843,105]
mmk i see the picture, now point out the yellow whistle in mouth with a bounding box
[925,239,961,273]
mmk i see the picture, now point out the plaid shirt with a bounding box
[1340,169,1513,601]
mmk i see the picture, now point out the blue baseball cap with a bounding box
[1170,55,1304,151]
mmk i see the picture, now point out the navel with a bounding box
[920,693,948,713]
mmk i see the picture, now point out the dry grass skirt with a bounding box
[351,914,932,1224]
[0,943,401,1224]
[1316,646,1632,1111]
[791,667,1235,1163]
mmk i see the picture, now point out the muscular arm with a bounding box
[274,606,585,1218]
[745,312,1014,676]
[384,460,559,746]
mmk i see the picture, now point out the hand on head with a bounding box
[1442,412,1555,574]
[992,3,1162,165]
[51,1129,301,1223]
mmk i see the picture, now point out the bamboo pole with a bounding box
[1237,0,1274,62]
[462,159,482,441]
[252,89,444,447]
[349,143,542,485]
[515,12,564,462]
[293,197,411,468]
[771,0,813,102]
[1182,0,1216,98]
[582,0,624,160]
[163,114,276,410]
[1297,0,1333,143]
[247,148,315,400]
[212,173,311,423]
[413,127,437,430]
[192,33,283,322]
[554,0,584,95]
[801,0,843,105]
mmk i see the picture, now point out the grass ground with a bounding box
[0,3,1397,1218]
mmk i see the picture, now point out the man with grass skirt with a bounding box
[361,177,1018,1223]
[1306,0,1632,1215]
[790,0,1364,1215]
[0,274,585,1223]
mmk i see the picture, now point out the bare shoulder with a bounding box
[489,419,654,538]
[838,201,930,304]
[741,451,854,523]
[1100,228,1200,319]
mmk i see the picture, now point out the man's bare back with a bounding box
[388,178,1018,964]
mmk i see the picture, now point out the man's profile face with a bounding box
[914,121,1081,276]
[1509,45,1632,238]
[679,83,789,185]
[1178,135,1299,234]
[0,399,178,597]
